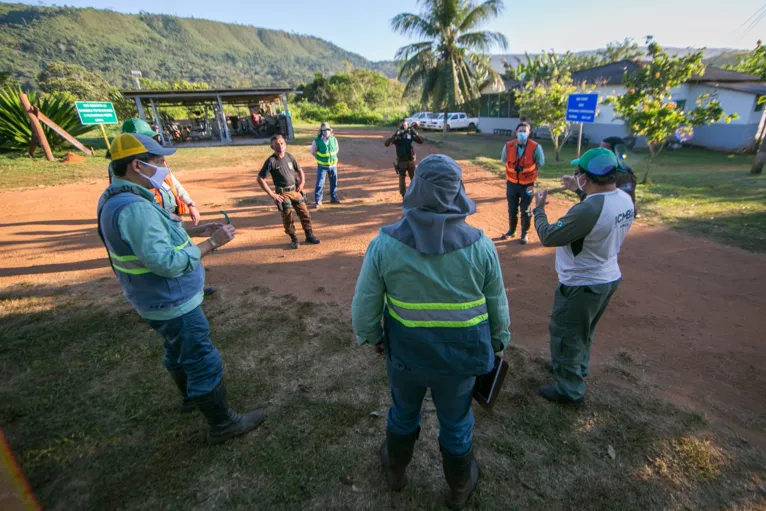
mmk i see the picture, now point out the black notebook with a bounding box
[472,356,509,413]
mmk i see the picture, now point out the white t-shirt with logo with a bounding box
[533,189,635,286]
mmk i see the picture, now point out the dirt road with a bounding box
[1,129,764,442]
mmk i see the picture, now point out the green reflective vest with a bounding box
[315,136,339,166]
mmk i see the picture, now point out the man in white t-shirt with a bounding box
[532,148,635,404]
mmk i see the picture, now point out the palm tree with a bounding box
[392,0,508,135]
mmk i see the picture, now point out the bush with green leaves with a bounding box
[291,100,401,126]
[0,86,95,153]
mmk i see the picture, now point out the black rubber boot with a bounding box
[168,370,196,413]
[192,381,265,444]
[380,427,420,491]
[441,445,479,510]
[501,214,518,240]
[537,385,584,405]
[290,235,299,249]
[520,214,531,244]
[304,230,321,244]
[204,287,217,296]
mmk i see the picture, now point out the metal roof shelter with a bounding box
[121,87,298,145]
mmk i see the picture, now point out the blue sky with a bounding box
[15,0,766,60]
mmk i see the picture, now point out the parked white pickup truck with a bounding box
[424,112,478,132]
[404,111,434,128]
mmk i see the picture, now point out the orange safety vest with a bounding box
[153,174,188,216]
[505,139,539,185]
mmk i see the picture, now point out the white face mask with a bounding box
[138,161,170,190]
[575,173,585,191]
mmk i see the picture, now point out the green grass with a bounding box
[426,132,766,252]
[1,283,764,510]
[0,128,319,190]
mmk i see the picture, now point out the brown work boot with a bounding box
[441,444,479,510]
[380,427,420,490]
[192,380,265,445]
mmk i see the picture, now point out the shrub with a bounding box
[0,85,95,152]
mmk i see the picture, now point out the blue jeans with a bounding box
[386,360,476,456]
[145,306,223,398]
[314,165,338,204]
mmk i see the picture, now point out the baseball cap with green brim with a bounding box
[121,118,160,138]
[570,147,620,176]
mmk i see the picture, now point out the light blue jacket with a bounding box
[352,231,511,377]
[97,179,204,320]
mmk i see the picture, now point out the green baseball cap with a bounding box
[121,118,159,138]
[571,147,620,176]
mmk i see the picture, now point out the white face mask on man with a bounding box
[137,161,170,189]
[575,173,586,191]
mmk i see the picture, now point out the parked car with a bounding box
[424,112,478,132]
[404,112,433,128]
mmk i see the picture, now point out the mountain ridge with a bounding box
[0,2,397,89]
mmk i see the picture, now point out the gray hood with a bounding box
[382,154,482,255]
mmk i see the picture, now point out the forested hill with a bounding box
[0,3,397,89]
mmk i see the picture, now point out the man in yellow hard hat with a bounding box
[97,133,265,444]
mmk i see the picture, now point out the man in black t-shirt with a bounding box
[256,135,321,249]
[385,120,424,197]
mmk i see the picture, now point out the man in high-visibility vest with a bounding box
[118,118,218,295]
[310,122,340,208]
[500,122,545,244]
[97,133,265,444]
[352,155,511,510]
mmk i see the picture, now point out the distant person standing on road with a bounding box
[385,120,424,197]
[533,148,635,405]
[310,122,340,208]
[500,121,545,244]
[257,135,321,250]
[352,154,510,510]
[98,133,264,444]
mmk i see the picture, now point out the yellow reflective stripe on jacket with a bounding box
[386,295,489,328]
[112,264,152,275]
[175,237,191,251]
[387,306,489,329]
[387,295,486,311]
[109,236,192,275]
[315,150,338,157]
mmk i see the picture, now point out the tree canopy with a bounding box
[392,0,507,134]
[606,38,738,182]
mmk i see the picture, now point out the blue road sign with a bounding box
[566,93,599,123]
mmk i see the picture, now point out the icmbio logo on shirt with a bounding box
[615,209,634,226]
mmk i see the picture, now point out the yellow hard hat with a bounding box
[108,133,176,161]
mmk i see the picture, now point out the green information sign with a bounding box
[75,101,118,125]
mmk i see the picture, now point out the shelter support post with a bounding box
[135,98,146,121]
[149,99,166,146]
[281,93,294,140]
[216,95,231,143]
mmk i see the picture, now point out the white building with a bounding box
[479,60,766,151]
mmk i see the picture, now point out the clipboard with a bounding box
[472,356,509,413]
